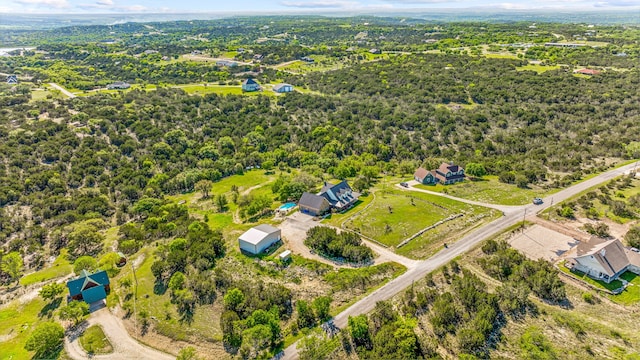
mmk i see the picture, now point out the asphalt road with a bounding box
[279,160,639,360]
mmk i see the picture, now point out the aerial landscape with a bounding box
[0,0,639,359]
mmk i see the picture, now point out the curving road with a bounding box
[65,308,174,360]
[280,161,639,360]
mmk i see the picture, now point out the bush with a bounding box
[304,227,373,264]
[25,322,64,357]
[625,226,640,248]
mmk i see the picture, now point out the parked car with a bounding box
[631,248,640,253]
[533,198,543,205]
[400,182,409,188]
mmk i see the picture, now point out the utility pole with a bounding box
[522,208,527,231]
[130,260,138,335]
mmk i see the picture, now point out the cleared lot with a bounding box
[508,224,579,262]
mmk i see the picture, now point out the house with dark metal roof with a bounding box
[242,78,261,92]
[6,75,18,84]
[298,181,359,216]
[566,237,640,283]
[66,270,110,304]
[414,162,465,185]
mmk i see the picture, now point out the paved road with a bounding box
[48,82,77,98]
[280,161,638,360]
[65,307,174,360]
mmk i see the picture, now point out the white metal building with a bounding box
[238,224,282,254]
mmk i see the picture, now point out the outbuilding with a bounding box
[273,83,294,93]
[239,224,282,254]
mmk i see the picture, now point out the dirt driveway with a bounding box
[65,307,174,360]
[280,212,417,269]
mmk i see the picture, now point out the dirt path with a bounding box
[0,274,75,309]
[401,181,520,213]
[48,83,77,98]
[528,216,590,241]
[65,308,174,360]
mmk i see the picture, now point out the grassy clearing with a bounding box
[0,297,50,360]
[558,263,623,292]
[516,64,561,73]
[484,53,520,59]
[343,189,496,248]
[415,175,552,205]
[20,249,72,286]
[79,325,113,355]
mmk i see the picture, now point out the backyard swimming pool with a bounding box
[278,202,296,211]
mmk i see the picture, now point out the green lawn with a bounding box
[343,189,495,248]
[517,64,561,74]
[79,325,113,355]
[560,265,640,305]
[484,53,520,59]
[20,249,73,286]
[0,297,52,360]
[415,175,551,206]
[559,264,623,291]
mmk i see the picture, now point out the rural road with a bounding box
[65,307,174,360]
[48,83,77,98]
[280,160,639,360]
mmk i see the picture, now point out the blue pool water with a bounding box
[279,202,296,210]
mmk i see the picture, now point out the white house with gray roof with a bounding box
[566,236,640,283]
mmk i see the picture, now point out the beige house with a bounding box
[566,236,640,283]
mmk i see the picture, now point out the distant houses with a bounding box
[414,162,465,185]
[66,270,110,304]
[239,224,281,255]
[575,68,600,76]
[273,83,294,93]
[298,180,359,216]
[544,42,587,48]
[106,81,131,90]
[242,78,261,92]
[300,56,314,63]
[6,75,18,84]
[566,237,640,283]
[369,48,382,54]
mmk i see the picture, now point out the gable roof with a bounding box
[414,167,429,179]
[67,270,110,297]
[299,192,330,211]
[273,83,292,91]
[576,68,600,75]
[438,162,461,174]
[574,237,629,277]
[239,224,281,245]
[243,78,258,85]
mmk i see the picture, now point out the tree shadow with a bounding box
[153,281,167,295]
[39,297,62,318]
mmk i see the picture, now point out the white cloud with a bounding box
[96,0,114,5]
[280,0,358,8]
[13,0,69,8]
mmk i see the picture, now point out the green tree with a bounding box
[59,301,90,325]
[297,300,316,328]
[465,163,487,178]
[348,314,370,347]
[215,194,228,212]
[312,296,332,322]
[224,288,245,312]
[625,226,640,248]
[68,223,105,258]
[24,322,64,357]
[177,346,200,360]
[195,180,213,199]
[73,256,98,275]
[1,252,23,283]
[40,283,65,301]
[168,271,187,291]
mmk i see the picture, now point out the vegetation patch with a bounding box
[79,325,113,355]
[304,227,374,265]
[343,189,493,248]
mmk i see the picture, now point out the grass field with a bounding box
[415,176,552,206]
[516,64,561,73]
[343,189,497,249]
[0,297,50,360]
[79,325,113,354]
[20,249,73,287]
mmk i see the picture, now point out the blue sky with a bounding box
[2,0,639,13]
